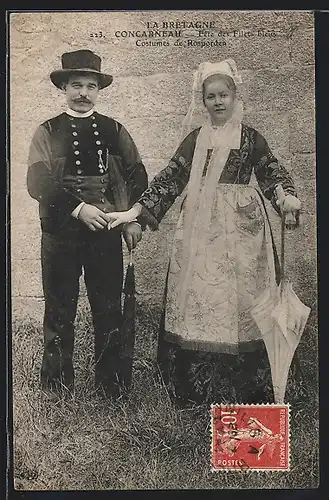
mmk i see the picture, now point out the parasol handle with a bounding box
[129,249,134,266]
[275,185,286,289]
[280,212,286,292]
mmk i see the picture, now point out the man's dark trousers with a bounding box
[40,217,124,398]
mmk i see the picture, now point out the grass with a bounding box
[11,299,319,490]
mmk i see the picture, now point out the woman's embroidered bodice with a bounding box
[138,124,296,229]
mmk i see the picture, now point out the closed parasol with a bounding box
[95,252,136,397]
[251,185,311,403]
[119,250,136,390]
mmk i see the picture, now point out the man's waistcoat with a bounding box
[42,112,123,212]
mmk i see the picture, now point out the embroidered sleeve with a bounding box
[252,131,297,214]
[27,124,83,216]
[138,128,199,229]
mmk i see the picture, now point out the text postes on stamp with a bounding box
[211,404,290,471]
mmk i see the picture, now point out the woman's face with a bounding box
[203,76,236,125]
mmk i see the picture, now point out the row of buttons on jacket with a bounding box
[69,115,103,175]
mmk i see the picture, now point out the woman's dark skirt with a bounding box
[157,310,275,406]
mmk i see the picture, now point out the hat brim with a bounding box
[50,69,113,90]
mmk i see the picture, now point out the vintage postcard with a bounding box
[8,10,318,490]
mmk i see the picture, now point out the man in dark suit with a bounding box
[27,49,148,398]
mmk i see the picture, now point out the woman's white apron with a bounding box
[164,184,278,354]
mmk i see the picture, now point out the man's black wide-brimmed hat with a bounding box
[50,49,113,90]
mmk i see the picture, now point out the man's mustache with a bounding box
[73,98,91,103]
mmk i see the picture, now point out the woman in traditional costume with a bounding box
[107,60,301,406]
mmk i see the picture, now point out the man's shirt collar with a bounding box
[65,108,95,118]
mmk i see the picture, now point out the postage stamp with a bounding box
[211,404,290,471]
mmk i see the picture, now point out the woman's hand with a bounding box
[106,207,139,229]
[276,194,301,213]
[276,193,301,228]
[106,205,141,229]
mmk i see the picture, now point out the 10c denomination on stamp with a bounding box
[211,404,290,471]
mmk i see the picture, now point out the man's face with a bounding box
[62,73,100,113]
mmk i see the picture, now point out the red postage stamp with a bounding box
[211,404,290,471]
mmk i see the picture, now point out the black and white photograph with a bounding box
[8,9,318,490]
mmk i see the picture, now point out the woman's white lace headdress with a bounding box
[178,58,243,144]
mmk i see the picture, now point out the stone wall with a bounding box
[10,11,316,341]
